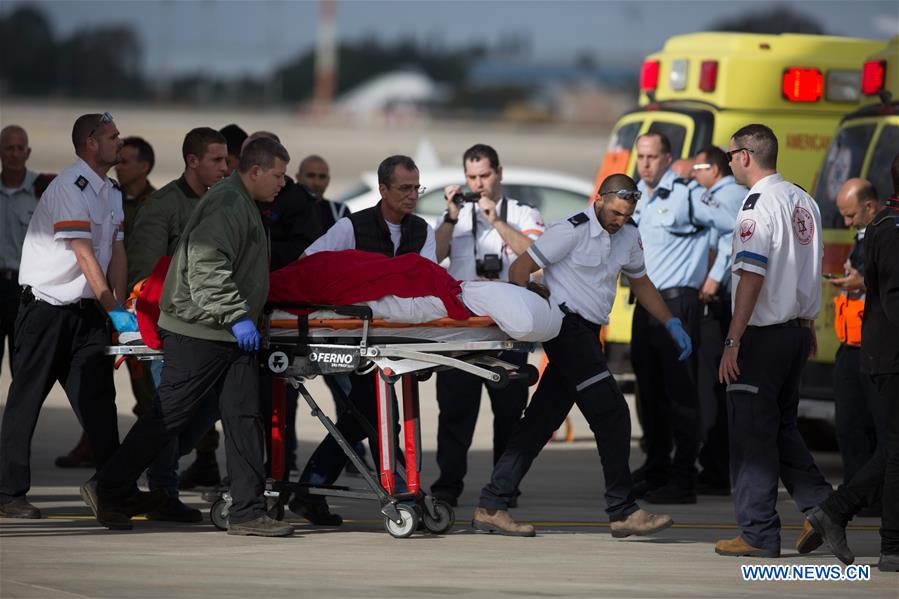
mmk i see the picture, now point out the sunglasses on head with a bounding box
[88,112,113,138]
[692,163,712,171]
[602,189,642,202]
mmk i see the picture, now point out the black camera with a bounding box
[476,254,502,279]
[452,191,481,206]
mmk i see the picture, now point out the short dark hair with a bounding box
[182,127,226,163]
[219,124,247,158]
[378,155,418,186]
[599,173,638,200]
[237,137,290,173]
[698,145,732,177]
[463,144,500,170]
[891,153,899,195]
[636,132,671,155]
[856,180,879,205]
[123,136,155,173]
[72,113,105,152]
[731,124,778,170]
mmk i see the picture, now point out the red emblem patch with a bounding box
[792,206,814,245]
[739,219,756,242]
[637,234,643,250]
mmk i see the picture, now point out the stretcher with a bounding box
[107,301,539,537]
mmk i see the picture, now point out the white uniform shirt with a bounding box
[440,197,544,281]
[527,207,646,326]
[0,170,40,271]
[19,159,124,305]
[731,173,822,326]
[304,215,437,263]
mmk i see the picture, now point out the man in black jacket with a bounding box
[807,153,899,573]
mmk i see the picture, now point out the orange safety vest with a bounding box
[833,293,864,347]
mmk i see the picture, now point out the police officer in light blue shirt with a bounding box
[630,132,735,505]
[690,145,748,496]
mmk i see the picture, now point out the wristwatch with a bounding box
[724,337,740,348]
[443,213,458,225]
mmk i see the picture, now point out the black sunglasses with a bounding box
[88,112,113,138]
[726,147,754,162]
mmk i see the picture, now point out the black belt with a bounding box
[21,286,99,310]
[558,302,601,329]
[748,318,812,330]
[0,269,18,281]
[659,286,698,300]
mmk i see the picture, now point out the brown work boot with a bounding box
[610,509,673,538]
[471,507,535,537]
[55,432,95,468]
[795,519,823,554]
[715,535,780,558]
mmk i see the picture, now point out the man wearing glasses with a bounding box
[630,132,735,506]
[289,155,435,524]
[430,144,544,509]
[473,174,689,537]
[689,145,747,497]
[0,113,141,519]
[715,123,832,558]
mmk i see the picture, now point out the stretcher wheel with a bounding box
[210,498,229,531]
[422,500,455,534]
[521,364,540,386]
[485,367,509,389]
[384,504,418,538]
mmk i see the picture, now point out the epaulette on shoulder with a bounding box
[74,175,88,191]
[110,177,122,192]
[625,217,637,227]
[742,193,761,211]
[567,212,589,227]
[673,177,689,186]
[793,183,807,193]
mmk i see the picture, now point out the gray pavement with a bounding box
[1,363,894,598]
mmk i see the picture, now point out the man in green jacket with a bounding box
[82,137,294,537]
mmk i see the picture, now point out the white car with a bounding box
[336,166,595,224]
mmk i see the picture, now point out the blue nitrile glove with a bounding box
[665,317,692,361]
[231,317,260,352]
[107,305,139,333]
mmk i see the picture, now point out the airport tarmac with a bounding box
[0,362,893,598]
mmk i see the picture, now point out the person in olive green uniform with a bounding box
[82,137,294,537]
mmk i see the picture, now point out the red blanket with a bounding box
[269,250,469,320]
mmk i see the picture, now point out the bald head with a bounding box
[0,125,28,145]
[836,178,879,230]
[298,154,330,198]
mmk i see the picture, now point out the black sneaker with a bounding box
[644,484,697,505]
[0,497,41,519]
[147,496,203,523]
[430,491,458,508]
[288,498,342,526]
[228,514,293,537]
[178,453,221,490]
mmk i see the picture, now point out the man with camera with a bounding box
[431,143,544,507]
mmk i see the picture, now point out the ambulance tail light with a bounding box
[862,60,886,95]
[640,60,660,92]
[699,60,718,92]
[782,67,823,102]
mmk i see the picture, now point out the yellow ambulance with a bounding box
[595,32,886,403]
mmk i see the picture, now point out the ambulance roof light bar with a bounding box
[641,60,660,93]
[862,60,886,95]
[699,60,718,92]
[782,67,823,102]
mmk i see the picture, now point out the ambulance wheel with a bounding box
[485,367,509,389]
[422,500,455,534]
[522,364,540,386]
[384,504,418,538]
[210,499,229,531]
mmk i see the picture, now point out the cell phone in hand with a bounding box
[822,273,841,280]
